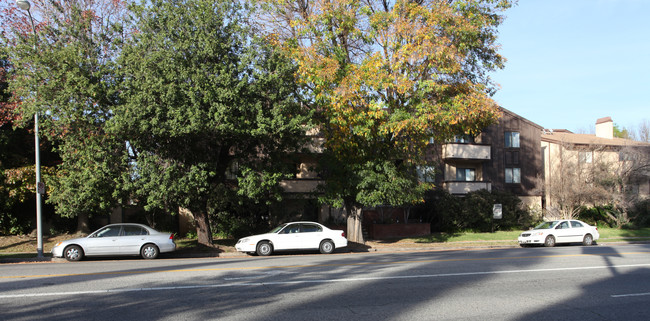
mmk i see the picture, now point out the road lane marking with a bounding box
[611,292,650,298]
[2,250,649,280]
[1,263,650,299]
[224,271,298,280]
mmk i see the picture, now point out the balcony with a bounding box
[303,137,325,153]
[443,181,492,194]
[279,179,323,193]
[443,143,491,161]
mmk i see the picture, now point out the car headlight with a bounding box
[532,232,545,236]
[238,238,249,244]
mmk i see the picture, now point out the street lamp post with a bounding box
[16,0,43,258]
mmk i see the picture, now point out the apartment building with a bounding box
[541,117,650,217]
[234,103,650,233]
[275,107,547,225]
[433,107,544,209]
[174,110,648,236]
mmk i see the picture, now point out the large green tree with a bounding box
[0,50,27,234]
[3,0,130,232]
[1,9,34,235]
[0,45,54,235]
[113,0,310,246]
[0,51,12,123]
[256,0,513,241]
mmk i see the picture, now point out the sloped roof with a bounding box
[499,107,544,130]
[541,131,650,147]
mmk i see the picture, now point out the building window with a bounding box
[456,168,475,181]
[453,135,474,143]
[505,168,521,183]
[225,161,239,180]
[579,151,593,163]
[417,166,435,183]
[505,131,520,148]
[619,151,635,161]
[505,151,520,165]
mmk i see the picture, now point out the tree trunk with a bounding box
[404,207,411,224]
[346,205,364,244]
[193,209,214,247]
[77,212,90,234]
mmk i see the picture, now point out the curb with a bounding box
[1,239,648,264]
[0,243,512,263]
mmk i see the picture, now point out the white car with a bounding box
[235,221,348,256]
[518,219,599,247]
[52,223,176,261]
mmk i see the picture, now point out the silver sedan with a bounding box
[52,223,176,261]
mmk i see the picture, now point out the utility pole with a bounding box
[16,0,43,258]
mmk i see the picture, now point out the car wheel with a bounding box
[582,234,594,246]
[64,245,83,262]
[544,235,556,247]
[319,240,335,254]
[256,241,273,256]
[141,244,159,259]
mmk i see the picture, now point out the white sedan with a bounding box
[518,219,599,247]
[235,221,348,256]
[52,223,176,261]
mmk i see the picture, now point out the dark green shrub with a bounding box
[463,189,532,232]
[628,199,650,227]
[415,189,464,232]
[417,189,533,233]
[208,187,279,239]
[0,212,30,235]
[0,198,34,235]
[578,205,619,227]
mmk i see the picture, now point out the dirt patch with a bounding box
[0,234,237,256]
[0,234,86,253]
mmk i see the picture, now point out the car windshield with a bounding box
[534,221,558,229]
[269,224,287,234]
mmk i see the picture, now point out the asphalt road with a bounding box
[1,244,650,321]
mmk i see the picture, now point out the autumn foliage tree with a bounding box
[255,0,513,241]
[1,0,514,241]
[1,50,28,233]
[2,0,130,232]
[1,51,13,126]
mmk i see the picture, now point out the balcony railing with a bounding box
[443,181,491,194]
[279,179,323,193]
[443,143,491,160]
[303,137,325,153]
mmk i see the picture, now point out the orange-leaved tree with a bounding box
[255,0,513,242]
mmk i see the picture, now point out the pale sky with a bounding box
[491,0,650,133]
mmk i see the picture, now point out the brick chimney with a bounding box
[595,117,613,139]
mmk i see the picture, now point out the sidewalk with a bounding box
[0,239,523,264]
[2,238,647,264]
